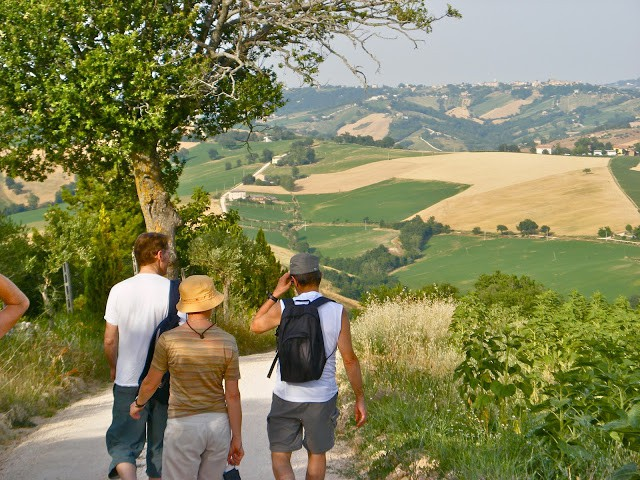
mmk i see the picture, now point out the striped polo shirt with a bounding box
[151,326,240,418]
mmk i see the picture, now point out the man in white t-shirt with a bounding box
[251,253,367,480]
[104,232,172,480]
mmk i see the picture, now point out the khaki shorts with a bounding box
[267,393,339,454]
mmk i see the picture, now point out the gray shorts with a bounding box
[267,393,339,454]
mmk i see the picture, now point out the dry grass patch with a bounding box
[1,167,73,205]
[337,113,391,140]
[446,106,472,119]
[417,166,640,235]
[352,298,459,377]
[480,92,540,121]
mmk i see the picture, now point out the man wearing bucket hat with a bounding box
[132,275,243,480]
[251,253,366,480]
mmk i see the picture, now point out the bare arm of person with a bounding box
[225,378,244,466]
[0,274,30,339]
[129,367,164,420]
[250,272,291,333]
[103,323,119,381]
[337,308,367,428]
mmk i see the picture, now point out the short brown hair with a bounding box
[292,271,322,287]
[134,232,169,267]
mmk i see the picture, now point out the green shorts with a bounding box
[106,385,168,479]
[267,393,339,454]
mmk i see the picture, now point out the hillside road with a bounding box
[0,352,350,480]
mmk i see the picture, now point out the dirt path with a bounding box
[0,352,351,480]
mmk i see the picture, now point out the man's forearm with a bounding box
[136,377,160,406]
[227,394,242,442]
[104,342,117,377]
[343,357,365,399]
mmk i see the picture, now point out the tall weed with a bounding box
[352,298,460,378]
[0,312,109,434]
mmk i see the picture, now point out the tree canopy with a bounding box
[0,0,459,254]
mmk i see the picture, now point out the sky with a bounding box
[284,0,640,88]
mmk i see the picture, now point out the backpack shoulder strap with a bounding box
[138,279,181,386]
[281,298,294,310]
[310,296,333,308]
[168,279,180,315]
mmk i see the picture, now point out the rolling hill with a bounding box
[270,80,640,152]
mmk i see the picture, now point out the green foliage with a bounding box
[497,144,520,152]
[0,213,41,312]
[397,215,451,256]
[334,132,397,148]
[516,218,539,235]
[323,245,406,298]
[599,226,613,237]
[472,271,547,315]
[451,291,640,477]
[33,176,143,316]
[179,190,284,313]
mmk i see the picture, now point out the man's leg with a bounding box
[115,462,137,480]
[272,451,295,480]
[146,398,168,480]
[306,452,327,480]
[107,385,147,480]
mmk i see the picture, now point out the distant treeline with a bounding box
[320,216,450,298]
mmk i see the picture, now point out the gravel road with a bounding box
[0,352,350,480]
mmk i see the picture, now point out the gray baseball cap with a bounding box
[289,253,320,275]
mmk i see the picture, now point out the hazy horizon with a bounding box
[279,0,640,88]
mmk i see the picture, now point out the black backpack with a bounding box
[268,296,334,383]
[138,279,181,404]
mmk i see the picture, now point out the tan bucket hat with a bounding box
[176,275,224,313]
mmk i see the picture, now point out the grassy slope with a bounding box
[610,155,640,207]
[299,143,428,175]
[8,205,52,229]
[395,235,640,300]
[297,225,397,259]
[295,178,469,224]
[177,140,295,199]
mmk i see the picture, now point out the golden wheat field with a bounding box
[336,113,392,140]
[291,152,640,235]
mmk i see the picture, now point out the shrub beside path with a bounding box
[0,352,350,480]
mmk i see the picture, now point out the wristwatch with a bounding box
[267,292,279,302]
[134,396,146,408]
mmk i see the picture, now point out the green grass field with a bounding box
[177,140,294,198]
[470,92,513,117]
[231,202,294,223]
[241,226,289,249]
[298,143,429,175]
[8,205,54,229]
[297,225,397,258]
[395,235,640,300]
[610,155,640,208]
[295,178,468,224]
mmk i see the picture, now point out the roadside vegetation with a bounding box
[0,185,280,440]
[340,279,640,479]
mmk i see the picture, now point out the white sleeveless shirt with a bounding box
[273,291,343,403]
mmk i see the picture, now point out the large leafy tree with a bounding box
[0,1,459,247]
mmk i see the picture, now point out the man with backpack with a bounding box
[251,253,367,480]
[103,232,177,480]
